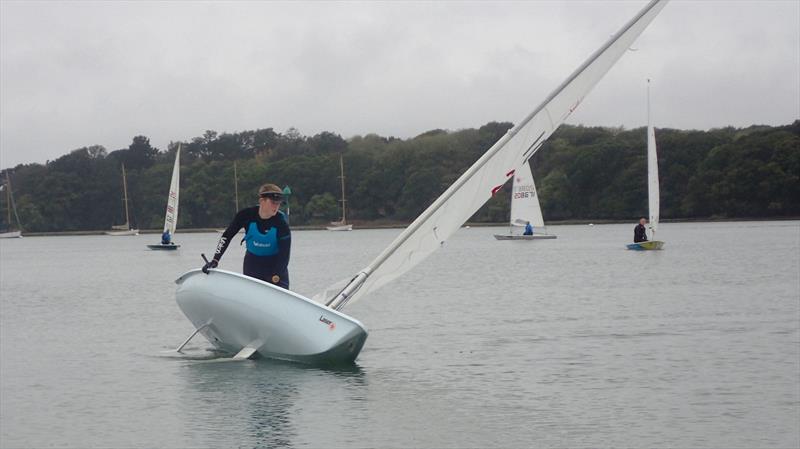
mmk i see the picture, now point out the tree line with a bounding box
[1,120,798,233]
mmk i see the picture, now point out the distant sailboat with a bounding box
[106,164,139,236]
[148,145,181,250]
[627,79,665,250]
[327,154,353,231]
[0,171,22,238]
[494,161,557,240]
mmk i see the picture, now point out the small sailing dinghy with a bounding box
[106,164,139,236]
[327,154,353,231]
[175,0,668,364]
[148,145,181,250]
[627,79,665,251]
[494,161,557,240]
[0,171,22,238]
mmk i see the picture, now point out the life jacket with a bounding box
[243,221,279,256]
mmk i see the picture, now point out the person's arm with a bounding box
[213,210,247,263]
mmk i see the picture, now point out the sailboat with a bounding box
[148,145,181,250]
[0,171,22,238]
[627,79,665,250]
[106,164,139,236]
[327,154,353,231]
[493,161,557,240]
[174,0,667,364]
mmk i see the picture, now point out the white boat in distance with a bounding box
[106,164,139,236]
[148,145,181,250]
[627,79,665,251]
[0,171,22,238]
[174,0,668,364]
[494,161,557,240]
[327,154,353,231]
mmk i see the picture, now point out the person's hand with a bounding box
[202,259,218,274]
[271,274,280,284]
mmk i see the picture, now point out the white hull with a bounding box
[326,224,353,231]
[0,230,21,238]
[493,233,557,240]
[105,229,139,236]
[175,269,367,364]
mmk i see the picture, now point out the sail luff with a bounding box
[164,144,181,235]
[326,0,668,310]
[647,79,660,235]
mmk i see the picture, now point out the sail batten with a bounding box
[325,0,668,310]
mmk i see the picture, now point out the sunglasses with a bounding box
[260,193,284,201]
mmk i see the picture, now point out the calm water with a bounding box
[1,221,798,448]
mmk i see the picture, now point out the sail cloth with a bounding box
[325,0,669,310]
[646,81,660,234]
[509,162,545,230]
[163,144,181,235]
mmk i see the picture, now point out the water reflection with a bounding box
[178,357,366,448]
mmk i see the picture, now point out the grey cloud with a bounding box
[1,0,798,167]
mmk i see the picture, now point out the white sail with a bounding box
[509,162,545,230]
[646,80,660,235]
[325,0,668,310]
[163,145,181,235]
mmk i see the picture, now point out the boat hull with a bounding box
[626,240,665,250]
[106,229,139,236]
[175,269,367,365]
[326,224,353,231]
[493,234,557,240]
[148,243,180,250]
[0,231,21,238]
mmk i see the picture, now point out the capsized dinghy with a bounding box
[174,0,668,364]
[176,269,367,364]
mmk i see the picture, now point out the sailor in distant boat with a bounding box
[633,217,648,243]
[161,230,172,245]
[523,221,534,236]
[203,184,291,289]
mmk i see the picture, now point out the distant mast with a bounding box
[122,164,131,229]
[338,154,347,225]
[233,160,240,212]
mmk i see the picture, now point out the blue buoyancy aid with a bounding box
[244,222,279,256]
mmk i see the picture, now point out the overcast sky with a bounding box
[1,0,798,168]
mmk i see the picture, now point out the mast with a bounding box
[122,164,131,229]
[339,154,347,224]
[5,172,10,228]
[233,160,240,212]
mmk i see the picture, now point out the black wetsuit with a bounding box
[213,207,291,288]
[633,224,648,243]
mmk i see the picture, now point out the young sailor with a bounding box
[523,221,534,236]
[633,217,648,243]
[202,184,291,289]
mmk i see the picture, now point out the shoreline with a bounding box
[11,216,799,237]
